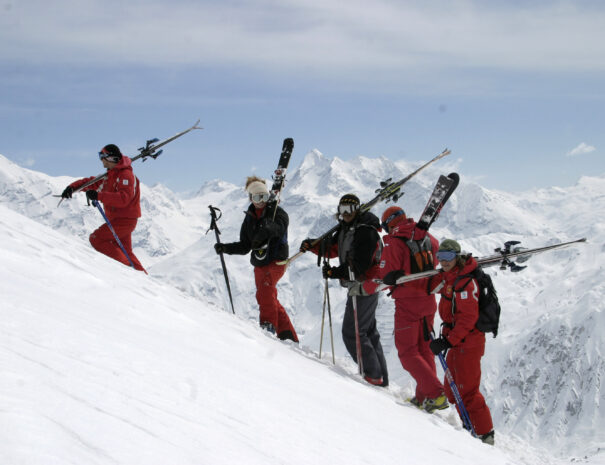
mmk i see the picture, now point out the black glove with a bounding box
[322,263,334,279]
[85,190,98,202]
[429,337,452,355]
[61,186,74,199]
[383,269,405,286]
[299,238,315,253]
[214,243,234,255]
[323,263,346,280]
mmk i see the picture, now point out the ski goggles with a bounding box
[98,149,119,162]
[436,250,458,261]
[381,210,405,230]
[250,192,270,203]
[338,203,359,215]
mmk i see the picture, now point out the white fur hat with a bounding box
[246,180,269,195]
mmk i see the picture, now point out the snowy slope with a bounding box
[2,203,531,465]
[1,150,604,463]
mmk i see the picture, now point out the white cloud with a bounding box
[567,142,596,157]
[2,0,605,78]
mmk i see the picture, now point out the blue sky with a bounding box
[1,0,604,193]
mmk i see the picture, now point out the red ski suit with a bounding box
[364,219,443,403]
[431,257,493,435]
[70,156,146,272]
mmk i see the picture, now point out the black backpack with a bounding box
[454,267,501,338]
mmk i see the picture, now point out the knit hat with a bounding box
[99,144,123,163]
[438,239,461,253]
[381,206,406,230]
[338,193,360,207]
[246,180,269,195]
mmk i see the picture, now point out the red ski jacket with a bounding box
[432,256,485,348]
[70,157,141,221]
[363,218,438,319]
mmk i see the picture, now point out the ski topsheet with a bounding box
[266,138,294,218]
[416,172,459,231]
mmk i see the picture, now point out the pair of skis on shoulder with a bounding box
[279,148,455,266]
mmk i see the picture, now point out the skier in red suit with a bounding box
[362,206,446,410]
[61,144,146,273]
[428,238,495,445]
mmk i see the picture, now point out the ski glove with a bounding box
[215,243,236,255]
[322,264,346,280]
[429,337,452,355]
[346,281,368,297]
[61,186,74,199]
[86,190,98,202]
[299,238,316,253]
[383,269,405,286]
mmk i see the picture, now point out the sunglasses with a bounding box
[338,204,359,215]
[436,250,458,262]
[250,192,270,203]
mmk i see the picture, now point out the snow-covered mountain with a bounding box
[1,150,604,463]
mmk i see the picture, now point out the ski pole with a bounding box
[325,276,335,365]
[207,205,236,314]
[92,200,135,269]
[319,253,336,364]
[428,330,476,436]
[348,265,364,376]
[319,278,328,358]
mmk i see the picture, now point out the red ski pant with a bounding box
[254,262,298,342]
[394,311,443,402]
[444,344,493,436]
[89,218,147,273]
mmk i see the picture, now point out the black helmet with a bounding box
[98,144,123,163]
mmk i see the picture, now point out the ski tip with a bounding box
[192,119,203,129]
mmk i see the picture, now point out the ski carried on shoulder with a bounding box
[56,119,203,206]
[279,148,451,266]
[252,138,294,260]
[416,172,459,231]
[359,148,451,213]
[266,138,294,217]
[373,237,587,292]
